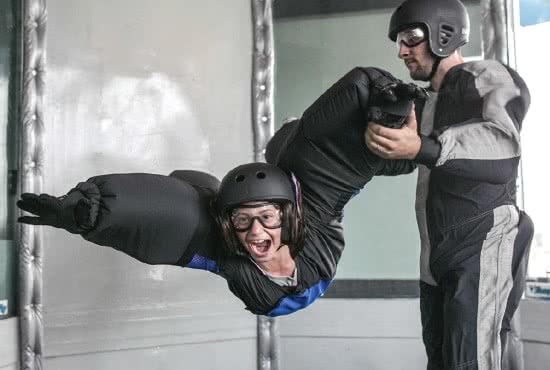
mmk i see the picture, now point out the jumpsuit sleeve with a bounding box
[65,172,224,268]
[267,66,414,219]
[415,62,530,184]
[375,158,417,176]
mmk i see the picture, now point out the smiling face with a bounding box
[231,202,283,264]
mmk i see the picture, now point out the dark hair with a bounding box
[216,190,305,259]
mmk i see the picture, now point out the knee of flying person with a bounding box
[265,117,300,165]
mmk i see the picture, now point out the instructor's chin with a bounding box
[410,72,429,82]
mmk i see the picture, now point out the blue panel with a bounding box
[267,279,332,316]
[185,254,220,273]
[520,0,550,26]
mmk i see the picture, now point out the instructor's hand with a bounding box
[365,107,421,160]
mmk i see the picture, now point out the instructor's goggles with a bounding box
[230,202,282,232]
[396,27,426,48]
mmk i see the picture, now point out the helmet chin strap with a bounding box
[427,54,442,82]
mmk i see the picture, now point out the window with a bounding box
[0,0,17,319]
[515,0,550,284]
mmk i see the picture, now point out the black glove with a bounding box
[373,80,427,102]
[17,185,99,234]
[368,76,427,129]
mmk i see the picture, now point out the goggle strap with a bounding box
[232,201,276,210]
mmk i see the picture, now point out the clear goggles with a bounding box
[396,27,426,48]
[230,202,282,232]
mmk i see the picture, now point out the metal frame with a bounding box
[251,0,276,162]
[17,0,47,369]
[481,0,505,60]
[251,1,279,370]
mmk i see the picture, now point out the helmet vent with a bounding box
[439,24,455,46]
[235,174,245,182]
[256,171,266,179]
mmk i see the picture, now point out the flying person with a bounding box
[18,67,425,316]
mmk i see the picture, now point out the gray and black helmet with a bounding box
[215,162,295,212]
[389,0,470,57]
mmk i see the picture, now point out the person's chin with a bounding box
[252,250,273,262]
[410,70,430,82]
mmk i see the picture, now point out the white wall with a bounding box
[0,318,18,370]
[40,0,257,369]
[278,299,550,370]
[520,300,550,370]
[279,299,427,370]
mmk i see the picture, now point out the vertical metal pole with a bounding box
[257,315,280,370]
[251,1,279,370]
[251,0,275,163]
[17,0,47,369]
[481,0,508,62]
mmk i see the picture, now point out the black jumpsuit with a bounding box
[50,67,415,316]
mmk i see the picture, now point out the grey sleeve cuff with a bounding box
[414,135,441,167]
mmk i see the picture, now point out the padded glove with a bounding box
[17,183,100,234]
[368,74,427,128]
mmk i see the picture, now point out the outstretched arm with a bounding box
[17,172,223,268]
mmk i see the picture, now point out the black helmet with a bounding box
[215,162,304,258]
[215,162,295,212]
[389,0,470,57]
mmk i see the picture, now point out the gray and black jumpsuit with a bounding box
[413,60,533,370]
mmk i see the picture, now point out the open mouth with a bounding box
[248,239,272,256]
